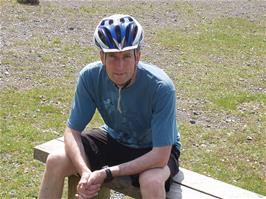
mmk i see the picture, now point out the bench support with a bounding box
[68,175,79,199]
[68,175,110,199]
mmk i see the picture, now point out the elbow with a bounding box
[156,158,169,168]
[151,146,172,168]
[152,154,170,168]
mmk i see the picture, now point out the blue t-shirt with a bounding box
[68,61,181,150]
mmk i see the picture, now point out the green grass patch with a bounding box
[0,86,104,197]
[210,92,266,110]
[156,17,265,57]
[180,123,266,195]
[154,17,266,106]
[1,87,71,197]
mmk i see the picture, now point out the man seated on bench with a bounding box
[39,14,181,199]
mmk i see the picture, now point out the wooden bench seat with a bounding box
[34,137,264,199]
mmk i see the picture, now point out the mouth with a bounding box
[114,73,124,77]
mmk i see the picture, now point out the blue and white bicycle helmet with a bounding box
[94,14,144,53]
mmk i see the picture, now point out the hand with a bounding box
[75,171,101,199]
[75,170,106,199]
[87,169,106,185]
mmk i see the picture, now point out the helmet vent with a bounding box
[109,19,114,25]
[100,20,105,26]
[120,18,125,23]
[103,27,117,48]
[132,25,138,40]
[115,25,121,43]
[125,24,130,46]
[98,30,108,46]
[128,17,133,22]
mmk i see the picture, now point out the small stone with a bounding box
[4,71,9,75]
[193,111,200,115]
[247,136,253,141]
[226,118,232,123]
[9,189,16,196]
[190,120,196,124]
[17,0,39,5]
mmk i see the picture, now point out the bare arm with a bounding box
[85,144,172,190]
[110,145,172,177]
[64,127,90,175]
[64,126,172,192]
[64,127,102,198]
[64,126,172,178]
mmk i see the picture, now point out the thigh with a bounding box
[107,138,151,166]
[80,128,109,170]
[131,147,180,192]
[81,128,152,170]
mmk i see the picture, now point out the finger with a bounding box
[76,183,101,198]
[85,183,101,191]
[77,180,92,192]
[76,191,98,199]
[75,193,86,199]
[83,187,100,196]
[77,183,85,193]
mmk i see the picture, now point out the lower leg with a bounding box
[39,166,65,198]
[38,149,76,199]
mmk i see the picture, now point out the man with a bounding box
[39,14,181,199]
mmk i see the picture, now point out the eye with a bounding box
[106,53,116,60]
[124,54,132,60]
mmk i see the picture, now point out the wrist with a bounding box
[80,168,91,176]
[102,166,113,182]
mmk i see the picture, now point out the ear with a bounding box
[135,50,141,64]
[100,51,105,65]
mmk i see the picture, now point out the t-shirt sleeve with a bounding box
[67,71,96,132]
[151,83,177,147]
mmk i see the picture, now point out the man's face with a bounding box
[101,49,140,87]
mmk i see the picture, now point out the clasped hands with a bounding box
[75,169,106,199]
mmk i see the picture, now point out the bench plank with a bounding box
[175,168,265,199]
[66,174,217,199]
[33,138,64,163]
[34,137,265,199]
[167,182,217,199]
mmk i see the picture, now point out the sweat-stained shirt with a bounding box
[67,61,181,151]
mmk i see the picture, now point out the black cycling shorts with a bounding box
[80,128,180,192]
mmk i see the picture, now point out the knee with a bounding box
[46,152,62,169]
[139,171,165,191]
[45,152,71,177]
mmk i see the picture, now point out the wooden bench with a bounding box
[34,137,264,199]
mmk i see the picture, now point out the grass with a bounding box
[212,92,266,110]
[1,0,265,198]
[0,87,102,198]
[155,16,266,195]
[1,88,69,197]
[155,17,266,106]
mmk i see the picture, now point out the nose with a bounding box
[115,59,124,71]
